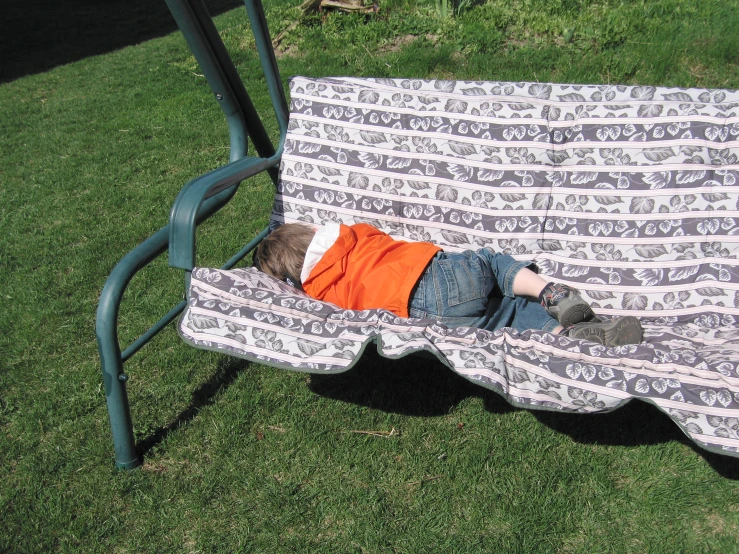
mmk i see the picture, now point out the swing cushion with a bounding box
[180,76,739,458]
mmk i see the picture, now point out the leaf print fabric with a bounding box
[180,77,739,458]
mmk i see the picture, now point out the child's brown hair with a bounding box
[253,223,316,287]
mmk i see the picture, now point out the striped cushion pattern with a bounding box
[277,77,739,321]
[180,77,739,458]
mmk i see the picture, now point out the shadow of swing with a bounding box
[135,346,739,479]
[135,353,251,458]
[308,348,739,478]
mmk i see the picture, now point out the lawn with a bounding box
[2,0,739,552]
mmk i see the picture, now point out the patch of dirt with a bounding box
[379,33,416,53]
[274,31,439,59]
[274,41,305,59]
[450,50,466,63]
[377,33,433,54]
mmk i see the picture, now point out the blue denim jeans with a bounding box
[408,249,560,333]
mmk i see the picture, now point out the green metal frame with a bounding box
[95,0,287,469]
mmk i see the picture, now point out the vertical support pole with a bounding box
[244,0,290,159]
[98,338,139,470]
[96,228,173,470]
[166,0,248,163]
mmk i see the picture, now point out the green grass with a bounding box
[2,0,739,552]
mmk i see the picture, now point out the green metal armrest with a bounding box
[168,154,279,271]
[166,0,289,272]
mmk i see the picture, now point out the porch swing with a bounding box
[97,0,739,468]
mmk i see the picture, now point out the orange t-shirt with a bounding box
[302,223,441,318]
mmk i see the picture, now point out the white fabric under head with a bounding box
[300,221,341,283]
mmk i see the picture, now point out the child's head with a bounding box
[253,223,316,287]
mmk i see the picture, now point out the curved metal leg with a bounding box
[96,228,171,469]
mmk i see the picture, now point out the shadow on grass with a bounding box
[309,347,518,418]
[0,0,242,84]
[135,345,739,478]
[309,348,739,479]
[135,354,250,459]
[536,405,739,479]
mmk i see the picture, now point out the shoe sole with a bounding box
[569,316,643,346]
[553,297,598,327]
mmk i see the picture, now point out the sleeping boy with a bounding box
[253,222,643,346]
